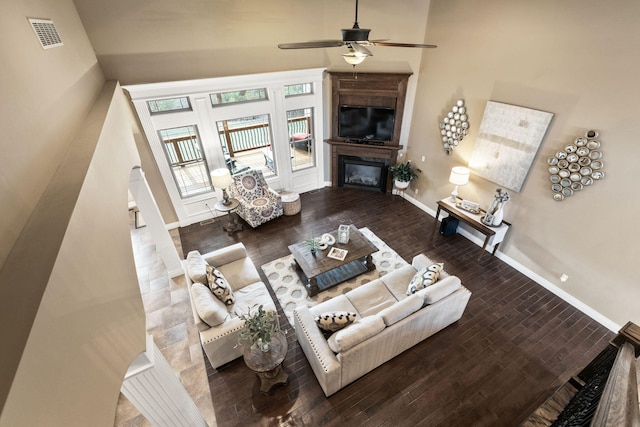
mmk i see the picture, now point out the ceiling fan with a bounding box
[277,0,436,66]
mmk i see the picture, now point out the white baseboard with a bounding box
[402,193,620,333]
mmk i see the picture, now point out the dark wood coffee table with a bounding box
[288,225,379,297]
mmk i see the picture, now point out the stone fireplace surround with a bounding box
[327,72,410,193]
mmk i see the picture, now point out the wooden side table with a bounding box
[434,198,511,261]
[242,332,289,395]
[214,199,243,235]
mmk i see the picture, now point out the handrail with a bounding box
[218,116,311,156]
[590,342,639,426]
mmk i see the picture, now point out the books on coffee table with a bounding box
[327,247,348,261]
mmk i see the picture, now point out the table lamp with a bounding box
[448,166,470,201]
[211,168,233,205]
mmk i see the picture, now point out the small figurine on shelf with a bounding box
[482,188,510,227]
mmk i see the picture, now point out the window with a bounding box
[287,108,315,171]
[158,126,212,198]
[125,68,325,225]
[209,88,268,107]
[147,97,191,114]
[284,83,313,97]
[215,114,275,177]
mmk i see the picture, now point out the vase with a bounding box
[256,338,270,352]
[394,180,410,190]
[482,199,498,226]
[492,203,504,226]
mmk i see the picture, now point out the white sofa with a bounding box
[184,243,277,369]
[293,254,471,396]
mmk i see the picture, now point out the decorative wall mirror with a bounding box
[547,130,605,201]
[438,99,469,155]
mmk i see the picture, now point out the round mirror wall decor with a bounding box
[439,99,470,155]
[547,130,605,201]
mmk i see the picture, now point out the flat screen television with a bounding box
[338,105,396,142]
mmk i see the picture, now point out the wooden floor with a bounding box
[179,187,615,427]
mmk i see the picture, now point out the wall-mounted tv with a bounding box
[338,105,396,142]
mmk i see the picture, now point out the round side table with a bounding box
[214,199,243,235]
[242,332,289,395]
[280,192,301,216]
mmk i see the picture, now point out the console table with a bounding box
[434,198,511,261]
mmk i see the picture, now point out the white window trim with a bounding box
[124,68,326,226]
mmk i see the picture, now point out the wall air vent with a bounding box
[28,18,63,49]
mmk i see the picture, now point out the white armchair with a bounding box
[228,169,283,228]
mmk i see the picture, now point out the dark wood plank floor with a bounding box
[179,187,615,427]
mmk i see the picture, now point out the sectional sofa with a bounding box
[293,254,471,396]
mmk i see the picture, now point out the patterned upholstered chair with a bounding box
[228,169,283,228]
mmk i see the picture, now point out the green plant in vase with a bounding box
[237,304,279,352]
[304,236,321,255]
[389,160,421,190]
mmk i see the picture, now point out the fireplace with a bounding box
[338,155,389,192]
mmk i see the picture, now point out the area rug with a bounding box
[261,227,408,326]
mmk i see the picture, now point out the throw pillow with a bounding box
[186,250,207,283]
[314,311,357,332]
[406,262,444,295]
[327,315,386,353]
[191,283,229,327]
[206,264,235,305]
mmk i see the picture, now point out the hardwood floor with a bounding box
[179,187,615,427]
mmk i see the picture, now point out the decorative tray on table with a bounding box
[455,200,481,215]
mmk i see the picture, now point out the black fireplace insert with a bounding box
[338,155,389,192]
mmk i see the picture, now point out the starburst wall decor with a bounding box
[438,99,469,155]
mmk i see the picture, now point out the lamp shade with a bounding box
[449,166,470,186]
[210,168,232,188]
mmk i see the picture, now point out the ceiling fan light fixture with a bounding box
[342,52,367,65]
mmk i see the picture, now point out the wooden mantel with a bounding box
[327,72,411,192]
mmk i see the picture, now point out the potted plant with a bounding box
[304,236,321,255]
[237,304,280,352]
[389,160,421,190]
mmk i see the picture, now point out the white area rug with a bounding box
[261,228,408,326]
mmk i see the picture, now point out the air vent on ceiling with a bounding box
[28,18,63,50]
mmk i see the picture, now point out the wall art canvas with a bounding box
[468,101,554,192]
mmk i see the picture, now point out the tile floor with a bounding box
[113,213,216,426]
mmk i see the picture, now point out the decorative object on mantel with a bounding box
[469,101,554,192]
[448,166,470,201]
[389,160,421,190]
[481,188,510,227]
[439,99,469,155]
[547,129,605,201]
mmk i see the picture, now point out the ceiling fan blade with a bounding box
[350,42,373,56]
[278,40,345,49]
[369,41,437,48]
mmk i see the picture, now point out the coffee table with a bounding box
[288,225,379,297]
